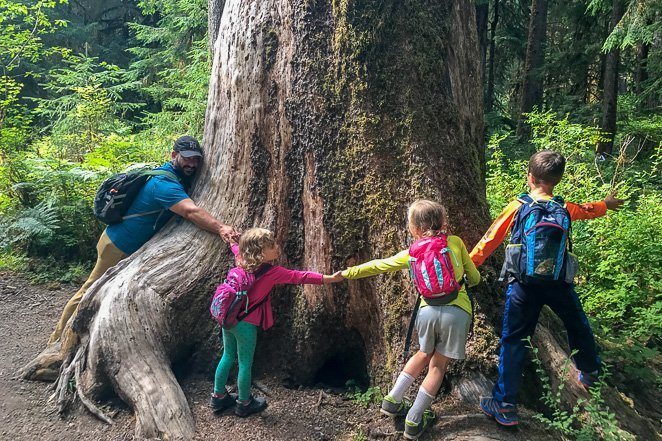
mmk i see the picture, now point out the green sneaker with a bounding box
[404,409,436,440]
[380,395,412,417]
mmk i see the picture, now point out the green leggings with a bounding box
[214,321,258,401]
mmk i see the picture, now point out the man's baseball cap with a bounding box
[173,136,203,158]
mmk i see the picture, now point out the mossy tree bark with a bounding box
[28,0,658,439]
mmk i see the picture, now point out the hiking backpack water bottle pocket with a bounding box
[564,252,579,283]
[499,244,522,282]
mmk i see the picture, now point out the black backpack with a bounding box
[93,168,180,225]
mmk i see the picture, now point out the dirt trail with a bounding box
[0,271,558,440]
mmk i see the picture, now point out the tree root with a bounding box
[15,341,63,381]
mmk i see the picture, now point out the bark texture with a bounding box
[207,0,225,57]
[26,1,659,440]
[516,0,548,139]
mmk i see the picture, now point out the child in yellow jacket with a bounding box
[341,200,480,440]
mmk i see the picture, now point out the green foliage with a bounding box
[35,54,141,153]
[527,338,635,441]
[127,0,209,138]
[349,385,383,409]
[352,429,368,441]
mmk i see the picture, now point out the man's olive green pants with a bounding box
[47,230,126,345]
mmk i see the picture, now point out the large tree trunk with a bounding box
[597,0,624,156]
[516,0,548,139]
[21,0,660,440]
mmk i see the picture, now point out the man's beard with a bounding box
[171,160,195,188]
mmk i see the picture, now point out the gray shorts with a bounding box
[416,305,471,359]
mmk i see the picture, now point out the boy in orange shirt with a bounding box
[470,150,623,426]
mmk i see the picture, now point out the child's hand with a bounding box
[219,224,241,244]
[604,191,625,211]
[323,271,345,284]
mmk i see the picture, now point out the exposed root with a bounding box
[15,341,63,381]
[55,341,84,414]
[74,349,113,425]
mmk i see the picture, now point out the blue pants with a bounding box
[493,282,600,404]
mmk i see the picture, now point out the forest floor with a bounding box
[0,271,561,441]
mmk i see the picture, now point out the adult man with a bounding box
[47,135,237,345]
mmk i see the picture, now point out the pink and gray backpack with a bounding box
[408,234,460,305]
[210,264,272,330]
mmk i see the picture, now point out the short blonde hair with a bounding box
[238,228,276,272]
[407,199,448,237]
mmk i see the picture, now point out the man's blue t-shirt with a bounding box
[106,162,189,255]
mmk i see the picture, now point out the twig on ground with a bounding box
[437,412,485,421]
[315,390,330,410]
[252,380,273,397]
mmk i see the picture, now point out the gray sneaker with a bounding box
[380,395,412,417]
[404,409,436,440]
[210,391,238,413]
[235,396,267,417]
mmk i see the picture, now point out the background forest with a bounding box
[0,0,660,435]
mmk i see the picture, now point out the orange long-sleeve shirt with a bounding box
[469,197,607,267]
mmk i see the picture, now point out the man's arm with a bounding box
[169,198,237,242]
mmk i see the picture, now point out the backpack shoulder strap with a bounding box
[516,193,532,205]
[236,264,274,321]
[144,169,181,182]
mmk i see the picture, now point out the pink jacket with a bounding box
[230,245,324,330]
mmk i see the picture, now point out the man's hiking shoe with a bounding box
[210,391,237,413]
[403,409,436,440]
[235,396,267,417]
[380,395,412,417]
[578,369,600,389]
[480,397,519,426]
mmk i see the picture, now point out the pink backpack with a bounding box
[210,264,272,330]
[408,235,460,304]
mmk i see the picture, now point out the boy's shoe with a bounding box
[235,396,268,418]
[380,395,412,417]
[578,369,600,389]
[210,391,238,413]
[403,409,436,440]
[479,397,519,426]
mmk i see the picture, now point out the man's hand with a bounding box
[604,191,625,211]
[218,224,240,243]
[323,271,345,284]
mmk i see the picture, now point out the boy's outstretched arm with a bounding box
[566,191,624,220]
[469,200,520,267]
[341,250,409,279]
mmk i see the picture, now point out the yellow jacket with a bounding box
[341,235,481,315]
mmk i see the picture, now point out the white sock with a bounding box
[387,372,415,402]
[406,386,435,424]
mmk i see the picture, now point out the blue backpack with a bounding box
[500,194,578,284]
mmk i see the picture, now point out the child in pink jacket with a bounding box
[210,228,342,417]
